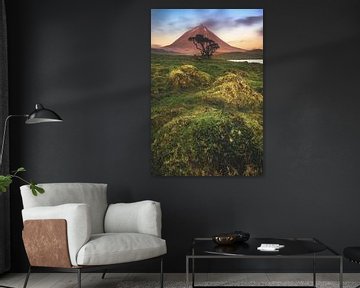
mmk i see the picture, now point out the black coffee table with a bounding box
[186,237,343,288]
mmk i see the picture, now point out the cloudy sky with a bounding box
[151,9,263,50]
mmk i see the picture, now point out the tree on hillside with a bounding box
[188,34,220,58]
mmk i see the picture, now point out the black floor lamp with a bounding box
[0,103,62,288]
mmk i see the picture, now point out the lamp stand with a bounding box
[0,114,28,169]
[0,105,62,288]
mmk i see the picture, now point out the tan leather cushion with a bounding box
[22,204,91,266]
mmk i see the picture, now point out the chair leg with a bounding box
[77,269,81,288]
[23,266,31,288]
[160,257,164,288]
[101,270,107,279]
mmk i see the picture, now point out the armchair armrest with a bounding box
[104,200,162,237]
[22,203,91,266]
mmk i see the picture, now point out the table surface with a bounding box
[190,237,340,257]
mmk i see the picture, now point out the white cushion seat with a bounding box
[77,233,167,266]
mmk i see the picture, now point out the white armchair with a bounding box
[20,183,166,288]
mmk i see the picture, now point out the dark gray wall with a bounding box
[5,0,360,272]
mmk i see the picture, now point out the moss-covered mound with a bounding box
[151,108,263,176]
[168,65,211,90]
[205,72,262,109]
[151,54,263,176]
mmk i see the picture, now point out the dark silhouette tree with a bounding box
[188,34,220,58]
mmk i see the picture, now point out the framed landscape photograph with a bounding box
[151,9,263,176]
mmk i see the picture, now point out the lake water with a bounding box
[228,59,263,64]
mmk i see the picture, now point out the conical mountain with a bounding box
[162,24,246,54]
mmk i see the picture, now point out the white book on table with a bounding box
[257,243,285,251]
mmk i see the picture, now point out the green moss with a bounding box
[151,64,171,98]
[151,53,263,176]
[152,109,263,176]
[203,72,263,110]
[168,65,211,90]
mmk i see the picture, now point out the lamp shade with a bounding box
[25,104,63,124]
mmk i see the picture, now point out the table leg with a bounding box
[192,247,195,288]
[192,257,195,288]
[313,254,316,287]
[186,257,189,288]
[339,257,343,288]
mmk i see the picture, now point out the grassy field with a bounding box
[151,53,263,176]
[214,50,263,60]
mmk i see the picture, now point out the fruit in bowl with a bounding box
[212,231,250,245]
[212,233,238,245]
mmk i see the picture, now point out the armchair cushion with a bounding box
[104,200,162,237]
[76,233,167,266]
[22,203,91,266]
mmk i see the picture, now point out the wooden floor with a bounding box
[0,273,358,288]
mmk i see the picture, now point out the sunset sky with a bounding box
[151,9,263,50]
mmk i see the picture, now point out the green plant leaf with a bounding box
[11,167,26,175]
[0,167,45,197]
[0,175,13,192]
[35,185,45,194]
[30,182,38,196]
[15,167,26,173]
[29,181,44,196]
